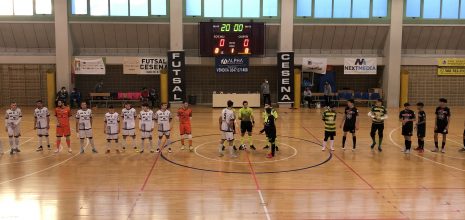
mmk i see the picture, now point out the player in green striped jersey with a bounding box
[322,105,337,151]
[368,99,388,152]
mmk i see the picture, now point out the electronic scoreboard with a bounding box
[199,22,265,57]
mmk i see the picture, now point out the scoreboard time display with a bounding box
[199,22,265,57]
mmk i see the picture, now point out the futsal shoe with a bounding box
[15,148,21,153]
[92,148,98,153]
[47,145,51,150]
[116,149,120,153]
[36,146,43,151]
[189,146,194,151]
[342,146,346,150]
[352,147,356,151]
[276,146,279,151]
[139,150,144,153]
[431,148,439,152]
[10,149,14,155]
[250,145,256,150]
[321,147,326,151]
[441,148,446,153]
[106,149,110,154]
[404,149,411,154]
[181,146,185,150]
[378,146,382,152]
[418,148,424,153]
[459,148,465,152]
[156,148,160,153]
[168,148,172,153]
[222,145,225,151]
[218,152,224,157]
[80,148,85,154]
[414,147,421,151]
[239,145,246,150]
[54,147,62,153]
[122,146,126,150]
[233,146,237,151]
[263,145,270,149]
[370,143,376,150]
[266,153,273,158]
[330,148,335,151]
[230,154,238,158]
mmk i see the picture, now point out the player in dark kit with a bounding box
[340,99,359,151]
[260,107,277,158]
[399,103,416,154]
[460,120,465,152]
[433,98,451,153]
[368,99,388,152]
[415,102,426,153]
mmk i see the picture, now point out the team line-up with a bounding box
[1,98,465,158]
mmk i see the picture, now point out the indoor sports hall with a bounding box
[1,0,465,219]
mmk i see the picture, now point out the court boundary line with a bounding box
[0,139,88,186]
[302,126,375,190]
[389,127,465,172]
[245,150,271,220]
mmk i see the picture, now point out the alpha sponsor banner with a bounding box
[123,57,167,75]
[344,58,377,75]
[215,56,249,73]
[302,58,327,74]
[74,57,105,75]
[277,52,294,104]
[437,58,465,67]
[438,67,465,76]
[167,51,186,103]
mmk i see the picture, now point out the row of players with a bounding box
[322,98,465,154]
[1,99,279,158]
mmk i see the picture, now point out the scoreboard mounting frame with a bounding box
[199,22,265,57]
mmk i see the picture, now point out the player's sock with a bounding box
[38,136,43,148]
[141,139,145,151]
[14,137,19,149]
[330,140,334,150]
[404,140,408,150]
[188,139,192,146]
[56,139,61,149]
[181,138,185,146]
[434,141,439,149]
[89,138,96,150]
[66,139,71,148]
[218,144,224,153]
[157,139,162,150]
[165,139,171,148]
[45,136,50,147]
[106,140,111,150]
[378,138,383,147]
[371,136,376,146]
[418,139,422,149]
[407,140,412,150]
[122,137,127,149]
[229,145,235,156]
[442,142,446,149]
[271,143,276,156]
[240,136,245,145]
[248,136,253,146]
[352,136,357,149]
[132,136,136,149]
[149,139,153,150]
[79,139,85,151]
[8,137,14,149]
[342,136,346,148]
[322,141,327,150]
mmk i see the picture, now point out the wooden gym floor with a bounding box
[0,105,464,220]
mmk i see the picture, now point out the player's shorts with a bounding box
[78,129,93,139]
[122,128,136,136]
[158,130,171,137]
[240,121,253,133]
[106,134,118,140]
[434,123,448,134]
[417,125,426,138]
[401,124,414,136]
[141,130,153,139]
[179,124,192,135]
[7,125,21,137]
[36,128,49,136]
[221,131,234,141]
[324,131,336,137]
[343,125,356,133]
[56,126,71,137]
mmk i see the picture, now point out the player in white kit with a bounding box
[34,100,51,151]
[218,100,237,158]
[75,102,98,154]
[5,102,22,155]
[138,103,155,153]
[121,103,137,151]
[155,103,173,153]
[104,105,120,153]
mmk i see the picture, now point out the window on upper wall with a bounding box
[185,0,280,18]
[71,0,168,16]
[0,0,53,16]
[406,0,465,19]
[296,0,389,19]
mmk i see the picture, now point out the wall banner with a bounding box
[344,58,377,75]
[277,52,294,104]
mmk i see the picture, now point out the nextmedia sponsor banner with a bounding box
[74,57,105,75]
[123,57,167,75]
[277,52,294,104]
[344,58,377,75]
[167,51,186,103]
[302,58,327,74]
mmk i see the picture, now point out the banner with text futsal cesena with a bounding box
[74,58,105,75]
[123,57,168,75]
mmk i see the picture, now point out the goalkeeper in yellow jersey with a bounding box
[238,101,256,150]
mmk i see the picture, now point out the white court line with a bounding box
[258,189,271,220]
[0,137,34,154]
[421,139,465,160]
[194,139,298,164]
[0,139,89,186]
[389,127,465,172]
